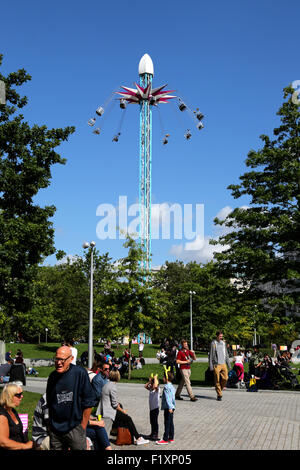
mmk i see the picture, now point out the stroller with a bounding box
[277,363,299,389]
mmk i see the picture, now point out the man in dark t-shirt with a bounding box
[46,346,97,450]
[175,340,198,402]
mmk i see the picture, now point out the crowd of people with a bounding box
[87,351,142,385]
[0,334,299,450]
[81,345,144,379]
[0,343,151,451]
[247,346,299,390]
[225,344,299,391]
[0,337,196,450]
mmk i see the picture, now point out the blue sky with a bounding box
[1,0,299,267]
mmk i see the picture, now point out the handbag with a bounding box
[116,426,132,445]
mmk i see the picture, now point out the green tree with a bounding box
[78,248,117,342]
[14,249,122,343]
[154,260,258,347]
[100,237,168,378]
[0,55,75,314]
[152,260,189,340]
[11,262,88,342]
[213,85,300,324]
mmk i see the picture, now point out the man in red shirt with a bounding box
[175,340,198,402]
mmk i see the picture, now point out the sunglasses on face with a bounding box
[14,393,23,398]
[103,367,110,371]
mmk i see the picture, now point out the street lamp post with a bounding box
[253,304,257,346]
[0,80,5,104]
[45,328,48,344]
[253,328,257,346]
[189,291,196,350]
[83,241,96,369]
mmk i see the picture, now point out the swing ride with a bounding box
[87,54,205,272]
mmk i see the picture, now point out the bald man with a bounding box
[46,346,97,450]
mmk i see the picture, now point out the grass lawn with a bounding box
[123,362,209,385]
[24,361,211,381]
[25,360,300,387]
[6,341,299,385]
[5,342,209,359]
[5,342,300,385]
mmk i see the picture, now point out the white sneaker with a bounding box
[86,437,94,450]
[136,437,149,445]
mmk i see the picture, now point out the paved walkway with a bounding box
[24,378,300,451]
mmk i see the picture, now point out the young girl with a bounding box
[156,368,175,445]
[233,349,244,382]
[144,374,160,441]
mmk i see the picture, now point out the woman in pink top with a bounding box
[233,350,244,381]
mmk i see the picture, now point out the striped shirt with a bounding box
[32,393,49,445]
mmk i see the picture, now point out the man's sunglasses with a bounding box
[14,393,23,398]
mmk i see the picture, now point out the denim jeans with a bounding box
[86,425,111,450]
[163,409,174,441]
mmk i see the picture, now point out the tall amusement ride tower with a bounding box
[116,54,176,272]
[88,54,204,273]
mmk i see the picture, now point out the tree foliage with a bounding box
[212,85,300,320]
[97,237,169,377]
[0,55,75,313]
[153,260,260,346]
